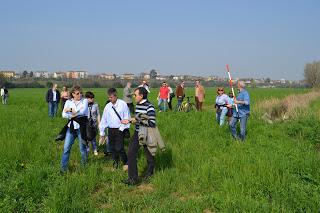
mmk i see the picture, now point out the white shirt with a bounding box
[99,99,130,136]
[52,90,57,102]
[0,88,4,96]
[139,84,150,93]
[62,98,88,129]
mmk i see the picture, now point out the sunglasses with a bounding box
[218,90,224,92]
[73,92,80,95]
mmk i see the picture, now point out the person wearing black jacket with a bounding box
[45,84,61,117]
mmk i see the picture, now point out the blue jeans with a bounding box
[177,98,183,109]
[104,136,112,153]
[61,128,88,171]
[2,95,8,104]
[87,138,97,152]
[158,98,167,111]
[48,101,58,117]
[230,114,249,141]
[216,107,228,126]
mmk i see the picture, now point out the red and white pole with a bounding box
[226,64,238,112]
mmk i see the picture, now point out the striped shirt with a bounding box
[135,99,156,131]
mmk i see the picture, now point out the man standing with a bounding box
[46,84,60,117]
[123,87,156,185]
[157,82,170,112]
[195,80,205,111]
[139,80,150,93]
[1,86,9,105]
[175,81,185,110]
[99,88,130,169]
[123,82,134,114]
[229,81,250,141]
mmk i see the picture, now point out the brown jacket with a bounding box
[195,85,205,102]
[176,85,184,98]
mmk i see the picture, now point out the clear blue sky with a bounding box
[1,0,319,80]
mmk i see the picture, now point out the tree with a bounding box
[150,69,157,79]
[29,71,33,78]
[22,70,28,78]
[304,60,320,87]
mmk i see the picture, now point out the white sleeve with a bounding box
[99,105,108,136]
[62,100,72,119]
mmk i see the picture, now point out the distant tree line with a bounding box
[304,60,320,87]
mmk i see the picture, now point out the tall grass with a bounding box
[0,87,319,212]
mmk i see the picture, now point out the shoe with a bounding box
[143,175,152,182]
[122,178,140,186]
[94,150,98,156]
[123,164,128,172]
[113,161,119,169]
[55,134,65,141]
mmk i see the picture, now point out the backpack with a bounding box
[86,105,97,141]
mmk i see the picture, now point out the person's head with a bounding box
[238,81,246,90]
[70,85,82,101]
[180,81,185,86]
[53,84,58,90]
[142,80,147,85]
[127,82,132,88]
[85,91,95,103]
[228,91,234,98]
[217,87,225,95]
[195,80,200,86]
[62,86,67,91]
[134,87,148,103]
[107,88,118,104]
[161,82,167,87]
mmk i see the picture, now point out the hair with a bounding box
[85,91,95,99]
[70,85,82,98]
[134,87,148,99]
[107,88,117,97]
[217,87,225,95]
[228,91,234,96]
[238,81,246,89]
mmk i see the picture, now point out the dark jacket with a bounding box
[46,89,61,103]
[56,116,88,144]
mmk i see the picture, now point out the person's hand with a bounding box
[121,119,130,124]
[64,108,72,113]
[99,136,105,145]
[167,99,170,103]
[226,104,232,108]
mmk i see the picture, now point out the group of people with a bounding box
[215,81,250,141]
[51,78,249,186]
[0,86,9,105]
[56,84,159,186]
[45,84,69,118]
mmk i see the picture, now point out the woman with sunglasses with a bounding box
[60,85,89,174]
[215,87,230,126]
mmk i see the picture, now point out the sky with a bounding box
[0,0,319,80]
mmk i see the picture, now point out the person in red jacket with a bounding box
[157,82,170,112]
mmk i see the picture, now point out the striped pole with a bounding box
[226,64,238,112]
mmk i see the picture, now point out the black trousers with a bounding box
[108,128,128,164]
[127,103,134,114]
[128,131,155,180]
[168,96,173,110]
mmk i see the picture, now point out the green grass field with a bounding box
[0,87,319,212]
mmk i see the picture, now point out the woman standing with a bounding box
[60,85,88,173]
[60,86,69,110]
[215,87,229,126]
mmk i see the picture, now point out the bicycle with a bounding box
[174,96,196,112]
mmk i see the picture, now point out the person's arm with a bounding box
[62,101,72,119]
[96,104,101,127]
[146,105,156,127]
[99,105,108,136]
[45,90,50,103]
[120,102,131,129]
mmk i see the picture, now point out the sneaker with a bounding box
[122,178,140,186]
[123,164,128,172]
[94,150,98,156]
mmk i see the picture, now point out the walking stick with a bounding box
[226,64,239,113]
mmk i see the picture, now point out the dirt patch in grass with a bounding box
[171,192,198,202]
[137,183,155,193]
